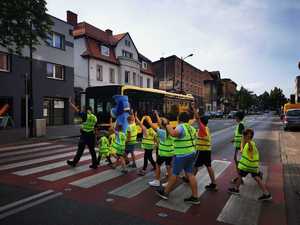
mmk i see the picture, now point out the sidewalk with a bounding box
[0,124,80,146]
[279,130,300,225]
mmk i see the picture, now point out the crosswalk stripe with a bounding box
[109,168,165,198]
[70,157,145,188]
[0,190,54,212]
[0,151,76,171]
[0,191,62,220]
[39,151,144,182]
[216,166,268,225]
[0,142,51,152]
[13,154,91,176]
[0,144,66,158]
[156,160,231,213]
[0,146,75,164]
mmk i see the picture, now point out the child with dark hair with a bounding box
[148,111,174,187]
[231,111,245,183]
[228,128,272,201]
[135,114,156,176]
[112,124,127,174]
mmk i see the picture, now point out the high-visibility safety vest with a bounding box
[126,123,138,145]
[141,128,156,150]
[234,121,244,149]
[112,131,126,155]
[98,136,110,155]
[158,130,174,157]
[195,126,212,151]
[173,123,196,155]
[81,112,97,133]
[238,141,259,173]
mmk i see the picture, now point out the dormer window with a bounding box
[125,39,131,47]
[101,45,110,56]
[142,61,148,69]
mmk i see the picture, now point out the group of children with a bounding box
[96,107,272,203]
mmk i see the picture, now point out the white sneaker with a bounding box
[162,182,168,187]
[149,179,160,187]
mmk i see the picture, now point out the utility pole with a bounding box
[24,73,29,138]
[29,18,34,137]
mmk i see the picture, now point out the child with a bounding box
[228,128,272,201]
[97,134,113,166]
[125,115,138,168]
[135,114,157,176]
[231,111,245,183]
[148,110,174,187]
[193,109,217,191]
[111,124,128,174]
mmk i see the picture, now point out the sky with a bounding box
[46,0,300,96]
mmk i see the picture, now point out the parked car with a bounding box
[204,112,212,118]
[227,111,237,119]
[215,111,224,118]
[283,109,300,131]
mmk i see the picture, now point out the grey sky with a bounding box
[47,0,300,96]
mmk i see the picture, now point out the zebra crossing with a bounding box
[0,141,270,224]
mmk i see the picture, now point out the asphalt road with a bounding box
[0,114,286,225]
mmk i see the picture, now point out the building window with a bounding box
[125,39,131,47]
[132,72,136,85]
[109,68,115,83]
[46,32,65,49]
[139,75,143,87]
[125,71,130,84]
[101,45,110,56]
[96,65,103,81]
[0,52,10,72]
[147,78,151,88]
[142,61,148,69]
[46,63,64,80]
[122,50,133,59]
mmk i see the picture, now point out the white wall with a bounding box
[115,34,138,60]
[141,73,154,88]
[89,58,119,86]
[74,38,88,90]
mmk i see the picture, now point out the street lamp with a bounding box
[180,53,193,93]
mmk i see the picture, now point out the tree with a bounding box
[257,91,270,110]
[0,0,53,54]
[269,87,287,110]
[0,0,53,137]
[235,86,256,112]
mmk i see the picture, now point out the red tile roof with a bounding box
[73,22,126,45]
[81,38,119,64]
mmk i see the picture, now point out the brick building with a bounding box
[152,55,219,111]
[220,78,237,113]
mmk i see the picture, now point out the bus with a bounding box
[85,85,194,129]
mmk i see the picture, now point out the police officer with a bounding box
[67,106,98,169]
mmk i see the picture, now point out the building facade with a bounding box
[220,78,237,113]
[68,12,154,109]
[0,13,74,128]
[152,55,219,112]
[203,71,221,112]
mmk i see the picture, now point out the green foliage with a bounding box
[0,0,53,55]
[235,86,256,111]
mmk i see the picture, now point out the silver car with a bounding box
[283,109,300,131]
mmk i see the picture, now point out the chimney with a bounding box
[105,29,113,36]
[67,11,77,26]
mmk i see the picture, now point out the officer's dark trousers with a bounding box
[73,131,97,166]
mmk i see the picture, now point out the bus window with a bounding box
[88,98,95,112]
[96,101,103,113]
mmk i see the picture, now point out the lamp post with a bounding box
[180,53,193,93]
